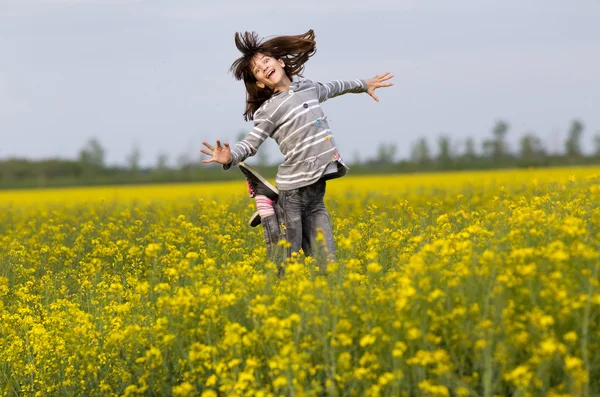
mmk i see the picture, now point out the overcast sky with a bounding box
[2,0,599,166]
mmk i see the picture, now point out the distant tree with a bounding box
[156,152,169,171]
[410,137,430,166]
[352,150,362,165]
[593,133,600,158]
[437,136,452,168]
[462,137,477,164]
[481,120,510,164]
[78,138,105,168]
[126,144,141,172]
[482,139,494,159]
[565,119,584,158]
[374,142,397,165]
[492,120,510,160]
[177,153,191,169]
[519,132,545,166]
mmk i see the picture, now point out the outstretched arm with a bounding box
[314,79,367,103]
[314,72,394,103]
[201,107,275,169]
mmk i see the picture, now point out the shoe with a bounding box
[239,162,279,201]
[249,210,261,227]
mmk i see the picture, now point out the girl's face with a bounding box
[251,53,289,92]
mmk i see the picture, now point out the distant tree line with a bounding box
[1,119,599,189]
[353,119,599,173]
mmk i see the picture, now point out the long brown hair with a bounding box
[230,30,317,121]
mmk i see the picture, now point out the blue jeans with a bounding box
[260,179,336,263]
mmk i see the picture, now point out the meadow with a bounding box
[1,167,600,396]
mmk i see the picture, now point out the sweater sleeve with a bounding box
[312,79,368,103]
[223,107,275,170]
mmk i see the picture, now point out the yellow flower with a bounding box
[474,339,487,350]
[360,334,377,347]
[272,376,288,389]
[205,374,218,387]
[564,331,578,344]
[392,342,407,358]
[539,337,562,357]
[367,262,382,274]
[504,365,533,389]
[564,355,583,371]
[185,251,199,259]
[172,382,194,397]
[144,243,161,257]
[407,327,422,341]
[418,380,449,397]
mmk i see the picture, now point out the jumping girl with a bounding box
[201,29,393,263]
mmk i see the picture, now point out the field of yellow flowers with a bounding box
[2,167,600,396]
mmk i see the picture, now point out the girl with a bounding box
[201,29,393,263]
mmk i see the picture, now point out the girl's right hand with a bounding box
[201,140,232,165]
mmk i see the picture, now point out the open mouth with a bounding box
[267,69,275,79]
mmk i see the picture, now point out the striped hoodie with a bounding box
[224,78,368,190]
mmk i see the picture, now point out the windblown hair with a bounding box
[230,30,317,121]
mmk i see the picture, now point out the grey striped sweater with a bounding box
[224,78,368,190]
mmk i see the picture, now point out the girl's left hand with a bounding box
[365,72,394,102]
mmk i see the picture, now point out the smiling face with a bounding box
[251,53,290,93]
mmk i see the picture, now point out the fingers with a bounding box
[373,72,394,82]
[201,140,231,164]
[372,72,394,90]
[373,72,389,79]
[202,141,215,151]
[376,73,394,84]
[369,92,380,102]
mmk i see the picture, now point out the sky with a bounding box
[1,0,599,167]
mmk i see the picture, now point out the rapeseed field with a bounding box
[1,167,600,396]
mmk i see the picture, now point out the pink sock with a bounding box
[254,195,275,218]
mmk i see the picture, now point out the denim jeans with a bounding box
[260,179,336,263]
